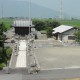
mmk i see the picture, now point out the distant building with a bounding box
[52,25,78,43]
[12,19,34,36]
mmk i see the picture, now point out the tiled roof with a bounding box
[12,19,34,27]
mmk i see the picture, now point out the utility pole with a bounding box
[59,0,63,19]
[1,0,3,19]
[29,0,31,36]
[27,0,31,74]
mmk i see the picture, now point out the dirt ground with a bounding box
[35,46,80,70]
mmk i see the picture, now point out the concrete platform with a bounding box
[35,46,80,70]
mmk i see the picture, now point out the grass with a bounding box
[0,18,13,30]
[56,19,80,28]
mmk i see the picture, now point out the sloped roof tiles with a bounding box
[12,19,34,27]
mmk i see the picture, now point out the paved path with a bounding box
[9,40,27,68]
[16,40,27,68]
[1,68,80,80]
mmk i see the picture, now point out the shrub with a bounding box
[0,63,6,70]
[74,30,80,43]
[6,47,12,60]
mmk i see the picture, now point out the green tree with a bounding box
[0,23,6,63]
[33,19,45,31]
[44,20,60,28]
[74,30,80,43]
[33,19,60,37]
[46,27,52,37]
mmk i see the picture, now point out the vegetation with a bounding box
[6,47,12,60]
[33,19,60,37]
[0,23,6,69]
[57,19,80,28]
[74,30,80,43]
[0,63,6,70]
[33,19,80,38]
[0,17,80,38]
[0,18,80,30]
[0,18,13,30]
[0,22,12,69]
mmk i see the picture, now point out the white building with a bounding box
[52,25,78,43]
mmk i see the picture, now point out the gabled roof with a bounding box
[52,25,74,34]
[12,19,34,27]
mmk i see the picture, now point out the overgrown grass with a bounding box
[56,19,80,28]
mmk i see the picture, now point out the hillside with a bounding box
[0,0,70,19]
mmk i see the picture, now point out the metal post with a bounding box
[27,0,32,74]
[59,0,63,19]
[1,0,3,19]
[29,0,31,36]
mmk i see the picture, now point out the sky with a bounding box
[26,0,80,16]
[0,0,80,18]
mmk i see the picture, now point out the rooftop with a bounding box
[12,19,34,27]
[52,25,74,34]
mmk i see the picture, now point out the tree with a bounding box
[0,47,3,61]
[33,19,60,37]
[0,23,6,63]
[46,27,52,37]
[74,30,80,43]
[50,21,60,28]
[6,47,12,60]
[33,19,45,31]
[45,20,59,28]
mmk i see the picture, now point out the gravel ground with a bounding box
[35,46,80,69]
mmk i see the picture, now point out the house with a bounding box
[52,25,78,42]
[12,19,34,36]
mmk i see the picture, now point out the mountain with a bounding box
[0,0,70,19]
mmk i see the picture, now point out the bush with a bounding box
[0,63,6,70]
[45,27,53,37]
[6,47,12,60]
[74,30,80,43]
